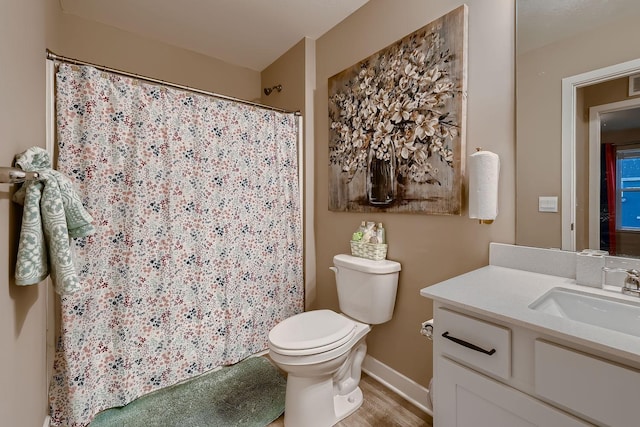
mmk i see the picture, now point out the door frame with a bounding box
[588,98,640,250]
[561,57,640,251]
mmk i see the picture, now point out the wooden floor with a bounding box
[268,373,433,427]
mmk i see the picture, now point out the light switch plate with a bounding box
[538,196,558,213]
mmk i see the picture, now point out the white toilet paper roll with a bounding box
[468,150,500,220]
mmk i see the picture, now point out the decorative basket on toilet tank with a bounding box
[350,221,387,260]
[349,241,387,261]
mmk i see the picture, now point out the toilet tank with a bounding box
[332,254,401,324]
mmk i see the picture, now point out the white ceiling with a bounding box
[602,107,640,132]
[59,0,370,71]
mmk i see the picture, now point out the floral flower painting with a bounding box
[328,5,467,214]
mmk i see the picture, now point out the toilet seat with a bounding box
[268,310,357,356]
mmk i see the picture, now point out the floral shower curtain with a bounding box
[49,64,304,426]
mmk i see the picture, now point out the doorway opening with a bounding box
[561,57,640,251]
[588,99,640,256]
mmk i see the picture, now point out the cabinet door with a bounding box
[435,357,592,427]
[535,339,640,427]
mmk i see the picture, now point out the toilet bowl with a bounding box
[268,254,401,427]
[269,310,371,427]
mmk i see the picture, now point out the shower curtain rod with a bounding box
[46,50,300,116]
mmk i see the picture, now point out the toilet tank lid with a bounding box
[333,254,401,274]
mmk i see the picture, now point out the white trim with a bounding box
[45,59,56,421]
[561,77,577,251]
[588,98,640,250]
[297,114,304,232]
[561,57,640,251]
[362,355,433,416]
[296,113,306,311]
[303,37,316,310]
[588,105,601,251]
[42,415,51,427]
[629,74,640,97]
[46,60,55,158]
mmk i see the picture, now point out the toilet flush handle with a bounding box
[329,266,338,276]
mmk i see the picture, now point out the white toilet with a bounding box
[268,254,401,427]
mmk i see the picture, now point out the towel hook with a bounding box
[0,167,39,184]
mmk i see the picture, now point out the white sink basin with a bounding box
[529,287,640,338]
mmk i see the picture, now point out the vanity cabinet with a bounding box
[421,244,640,427]
[432,305,598,427]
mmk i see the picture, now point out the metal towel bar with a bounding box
[0,167,39,184]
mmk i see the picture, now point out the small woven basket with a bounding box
[350,240,388,261]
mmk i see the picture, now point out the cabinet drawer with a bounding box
[535,340,640,427]
[435,307,511,379]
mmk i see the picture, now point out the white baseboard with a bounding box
[42,415,51,427]
[362,355,433,416]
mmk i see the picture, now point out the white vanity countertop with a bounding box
[420,264,640,365]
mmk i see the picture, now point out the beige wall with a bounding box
[315,0,515,387]
[49,6,261,101]
[260,39,306,112]
[260,38,318,309]
[516,13,640,249]
[1,1,48,426]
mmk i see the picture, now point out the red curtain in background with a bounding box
[605,143,616,255]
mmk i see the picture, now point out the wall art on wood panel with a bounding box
[328,5,467,214]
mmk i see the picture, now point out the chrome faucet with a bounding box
[601,267,640,297]
[622,269,640,297]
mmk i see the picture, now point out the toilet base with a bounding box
[334,385,363,422]
[283,373,363,427]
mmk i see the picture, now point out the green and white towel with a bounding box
[12,147,95,294]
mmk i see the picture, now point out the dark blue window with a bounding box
[617,150,640,230]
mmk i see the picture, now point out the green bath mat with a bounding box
[90,356,286,427]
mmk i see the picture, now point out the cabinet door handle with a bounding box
[442,331,496,355]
